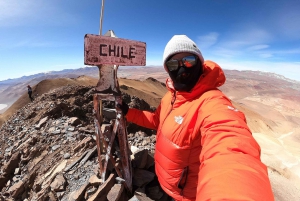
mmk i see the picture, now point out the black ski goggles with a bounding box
[166,55,197,72]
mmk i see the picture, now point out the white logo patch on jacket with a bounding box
[174,116,184,124]
[228,105,239,112]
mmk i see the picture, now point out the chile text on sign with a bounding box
[84,34,146,66]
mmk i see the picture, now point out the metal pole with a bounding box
[99,0,105,35]
[98,0,105,135]
[95,0,105,179]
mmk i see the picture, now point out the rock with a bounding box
[68,127,75,131]
[133,169,155,187]
[35,116,48,129]
[68,117,81,126]
[115,177,125,184]
[7,180,25,198]
[107,184,124,201]
[66,132,75,137]
[78,127,94,134]
[50,174,67,192]
[64,153,71,159]
[145,153,154,169]
[51,130,61,135]
[129,188,154,201]
[141,137,151,146]
[137,131,148,138]
[5,146,14,153]
[0,151,21,190]
[132,149,148,169]
[55,119,62,125]
[73,136,93,152]
[14,167,20,175]
[69,182,89,201]
[12,176,20,182]
[102,108,117,120]
[57,191,65,199]
[87,173,116,201]
[67,137,76,142]
[129,195,154,201]
[48,191,57,201]
[146,186,163,200]
[48,127,56,132]
[131,146,139,155]
[6,179,11,187]
[88,175,103,186]
[85,186,97,200]
[52,145,61,151]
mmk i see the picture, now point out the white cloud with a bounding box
[272,48,300,55]
[277,8,300,40]
[0,1,36,19]
[210,47,242,58]
[250,48,300,60]
[258,53,273,58]
[0,1,43,26]
[12,40,57,48]
[247,45,269,51]
[200,25,300,62]
[197,32,219,49]
[221,28,273,48]
[215,59,300,81]
[198,26,275,59]
[0,1,76,27]
[12,39,72,48]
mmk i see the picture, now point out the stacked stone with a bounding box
[0,85,171,200]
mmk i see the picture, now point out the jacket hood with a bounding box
[166,60,225,106]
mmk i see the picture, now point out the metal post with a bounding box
[99,0,105,35]
[84,2,146,192]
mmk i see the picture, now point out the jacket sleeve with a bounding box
[197,91,274,200]
[125,104,161,130]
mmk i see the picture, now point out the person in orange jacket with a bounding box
[118,35,274,201]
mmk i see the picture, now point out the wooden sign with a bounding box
[84,34,146,66]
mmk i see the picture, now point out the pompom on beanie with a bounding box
[163,35,204,70]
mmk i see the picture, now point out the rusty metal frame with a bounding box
[92,46,132,192]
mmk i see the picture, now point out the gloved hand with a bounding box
[117,101,129,115]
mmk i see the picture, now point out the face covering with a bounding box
[168,61,203,92]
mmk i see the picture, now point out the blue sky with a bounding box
[0,0,300,81]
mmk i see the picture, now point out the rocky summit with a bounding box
[0,85,171,201]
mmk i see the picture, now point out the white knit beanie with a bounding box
[163,35,204,69]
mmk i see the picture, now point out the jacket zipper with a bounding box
[169,91,176,114]
[158,91,176,135]
[177,166,189,195]
[165,91,176,119]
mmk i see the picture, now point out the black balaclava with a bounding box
[167,57,203,92]
[163,35,205,92]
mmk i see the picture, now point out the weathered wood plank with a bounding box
[84,34,146,66]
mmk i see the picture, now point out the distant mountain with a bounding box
[0,66,299,115]
[1,66,299,88]
[0,67,98,86]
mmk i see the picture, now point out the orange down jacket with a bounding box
[126,60,274,201]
